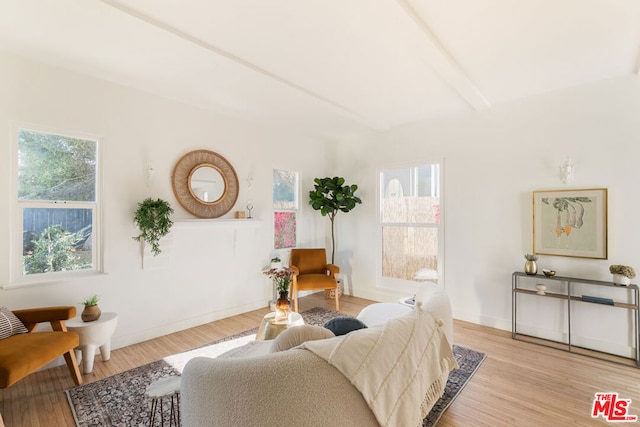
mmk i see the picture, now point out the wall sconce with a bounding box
[145,163,155,186]
[559,158,574,184]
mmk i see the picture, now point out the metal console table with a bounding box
[512,271,640,367]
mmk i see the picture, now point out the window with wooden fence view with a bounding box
[17,128,98,279]
[380,163,440,283]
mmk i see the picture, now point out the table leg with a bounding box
[99,340,112,361]
[79,344,97,374]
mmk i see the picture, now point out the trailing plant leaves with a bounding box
[133,198,174,256]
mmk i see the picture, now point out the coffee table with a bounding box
[255,312,304,340]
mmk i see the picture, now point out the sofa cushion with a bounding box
[323,316,367,336]
[271,325,335,352]
[0,331,79,388]
[0,307,28,340]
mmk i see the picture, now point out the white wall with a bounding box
[333,76,640,356]
[0,51,328,350]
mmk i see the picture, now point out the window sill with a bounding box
[2,271,108,290]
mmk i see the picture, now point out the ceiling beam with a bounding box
[100,0,387,131]
[395,0,491,111]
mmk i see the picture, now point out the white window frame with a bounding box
[377,159,444,294]
[7,123,103,288]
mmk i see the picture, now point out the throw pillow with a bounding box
[271,325,335,352]
[0,307,28,339]
[323,316,368,336]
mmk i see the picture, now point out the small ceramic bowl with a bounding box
[543,269,556,277]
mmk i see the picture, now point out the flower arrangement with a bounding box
[263,266,295,293]
[609,265,636,279]
[524,253,538,261]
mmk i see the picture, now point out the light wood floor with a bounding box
[2,293,640,426]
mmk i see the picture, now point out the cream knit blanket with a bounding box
[302,305,457,427]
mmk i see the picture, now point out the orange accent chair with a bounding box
[0,306,82,388]
[290,248,340,313]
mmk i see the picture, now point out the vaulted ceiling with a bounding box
[1,0,639,140]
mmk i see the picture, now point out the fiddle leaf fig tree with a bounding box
[133,198,174,256]
[309,177,362,264]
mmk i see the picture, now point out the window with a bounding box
[14,127,100,283]
[380,163,441,284]
[273,170,298,249]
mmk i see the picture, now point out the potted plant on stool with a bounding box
[81,294,101,322]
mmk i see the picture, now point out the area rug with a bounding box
[66,307,486,426]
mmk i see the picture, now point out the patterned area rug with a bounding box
[66,307,485,426]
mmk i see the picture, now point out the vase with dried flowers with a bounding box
[263,266,294,322]
[609,265,636,286]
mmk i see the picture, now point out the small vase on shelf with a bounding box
[524,260,538,275]
[524,253,538,275]
[612,274,631,286]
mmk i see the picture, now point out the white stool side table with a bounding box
[66,312,118,374]
[146,376,182,427]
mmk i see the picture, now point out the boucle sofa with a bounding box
[181,283,455,427]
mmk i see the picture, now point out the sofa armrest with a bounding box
[181,350,378,427]
[13,306,76,332]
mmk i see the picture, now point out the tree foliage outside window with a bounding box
[17,128,98,278]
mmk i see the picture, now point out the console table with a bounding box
[512,272,640,367]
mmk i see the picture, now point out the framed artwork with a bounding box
[272,170,298,210]
[532,188,608,259]
[274,211,296,249]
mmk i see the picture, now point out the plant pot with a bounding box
[524,260,538,275]
[81,305,101,322]
[274,291,291,322]
[613,274,631,286]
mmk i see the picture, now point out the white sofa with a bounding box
[180,283,455,427]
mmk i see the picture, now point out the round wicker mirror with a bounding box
[172,150,239,218]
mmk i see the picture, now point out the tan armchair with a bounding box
[0,306,82,388]
[290,248,340,312]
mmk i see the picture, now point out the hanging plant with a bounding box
[133,198,174,256]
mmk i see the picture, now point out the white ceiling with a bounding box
[1,0,639,140]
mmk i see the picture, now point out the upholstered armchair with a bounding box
[0,306,82,388]
[290,248,340,312]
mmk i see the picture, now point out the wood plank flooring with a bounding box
[2,293,640,426]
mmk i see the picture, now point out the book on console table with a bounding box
[581,295,614,305]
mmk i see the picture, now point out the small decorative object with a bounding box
[270,257,282,270]
[609,265,636,286]
[133,198,174,256]
[535,284,547,295]
[263,266,294,322]
[246,201,254,219]
[524,253,538,275]
[542,269,556,277]
[81,294,101,322]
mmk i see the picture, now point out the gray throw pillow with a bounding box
[323,316,368,336]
